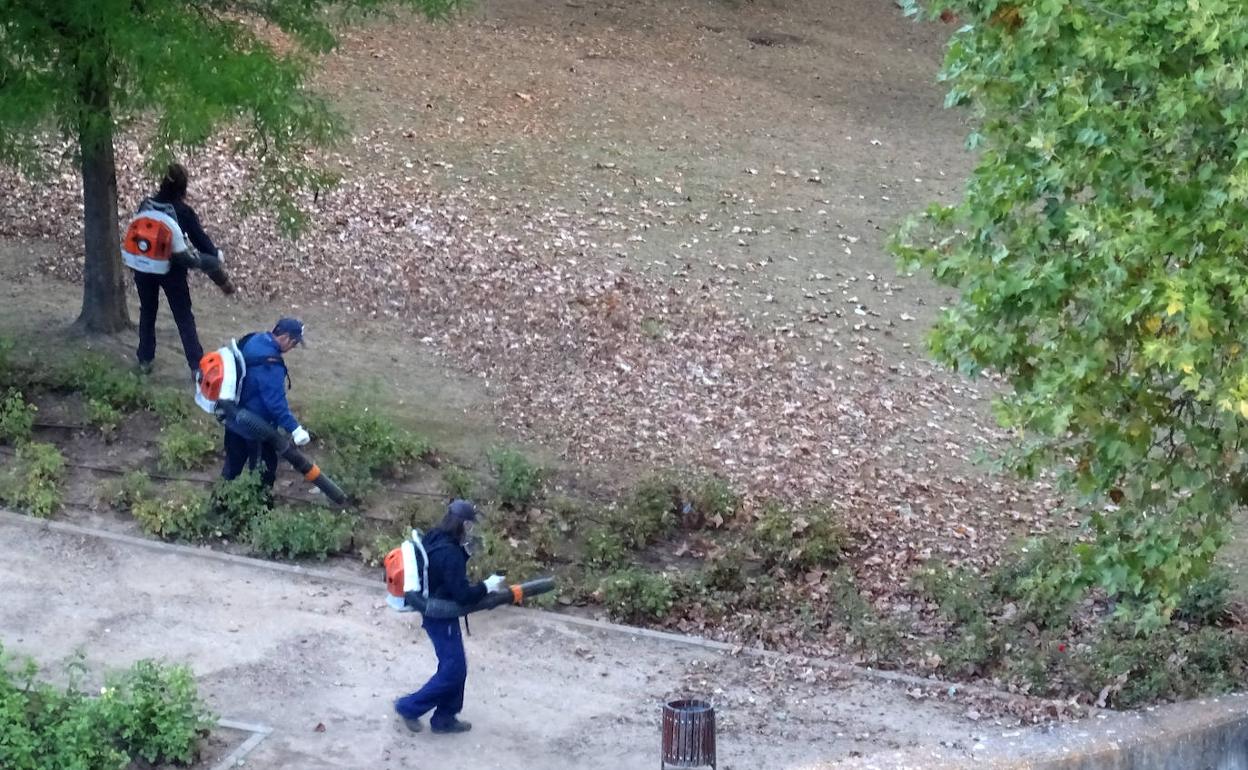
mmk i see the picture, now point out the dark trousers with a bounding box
[133,268,203,371]
[221,429,279,488]
[394,617,467,728]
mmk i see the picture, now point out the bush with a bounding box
[85,397,122,437]
[208,470,271,535]
[600,568,675,623]
[470,525,541,581]
[0,442,64,517]
[441,464,475,499]
[99,470,153,511]
[132,483,213,541]
[0,646,213,770]
[62,355,149,412]
[146,387,191,425]
[687,475,738,524]
[360,527,406,568]
[752,503,847,573]
[0,388,35,445]
[0,336,15,389]
[1176,568,1232,626]
[308,400,431,498]
[914,563,991,627]
[97,659,215,765]
[157,422,217,471]
[585,527,631,571]
[489,448,543,509]
[613,475,679,548]
[247,506,352,560]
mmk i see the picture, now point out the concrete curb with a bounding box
[0,509,1044,708]
[212,719,273,770]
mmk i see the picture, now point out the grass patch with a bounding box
[247,506,353,560]
[307,399,432,499]
[0,442,64,517]
[157,422,217,471]
[488,447,544,510]
[0,388,35,445]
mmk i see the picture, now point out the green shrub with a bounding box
[0,336,15,389]
[97,659,215,765]
[752,503,847,573]
[0,388,35,445]
[0,645,212,770]
[914,563,992,627]
[441,464,475,499]
[360,527,406,567]
[62,355,149,411]
[132,484,213,540]
[613,475,679,547]
[470,525,540,581]
[247,507,352,560]
[828,567,902,664]
[99,470,153,511]
[157,422,217,471]
[85,397,122,437]
[208,470,271,535]
[585,527,631,571]
[0,442,64,517]
[146,387,191,425]
[600,568,674,623]
[489,448,543,509]
[308,400,431,498]
[688,475,738,523]
[1176,568,1232,626]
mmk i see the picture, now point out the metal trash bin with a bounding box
[661,698,716,770]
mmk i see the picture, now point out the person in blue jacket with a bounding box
[395,500,506,735]
[221,317,311,489]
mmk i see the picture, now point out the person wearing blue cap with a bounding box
[220,317,310,491]
[394,499,506,735]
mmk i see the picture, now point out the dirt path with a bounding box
[0,511,994,769]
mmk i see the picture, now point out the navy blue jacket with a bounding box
[422,529,487,606]
[225,333,299,440]
[152,194,219,258]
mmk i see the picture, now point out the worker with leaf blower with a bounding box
[218,317,311,491]
[122,163,236,379]
[392,499,508,735]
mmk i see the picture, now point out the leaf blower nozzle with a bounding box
[415,577,556,619]
[223,405,349,505]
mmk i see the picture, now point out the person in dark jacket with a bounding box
[394,500,506,735]
[221,318,310,489]
[133,163,222,376]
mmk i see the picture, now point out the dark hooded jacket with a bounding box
[421,529,487,606]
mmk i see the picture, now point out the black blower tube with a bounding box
[220,404,350,505]
[408,577,556,619]
[173,249,236,295]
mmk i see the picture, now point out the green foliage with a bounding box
[584,527,631,571]
[0,442,64,517]
[309,400,432,499]
[894,0,1248,623]
[0,646,212,770]
[614,475,679,547]
[1176,568,1233,626]
[687,475,739,524]
[146,388,191,426]
[132,483,213,541]
[99,470,153,511]
[208,470,271,534]
[157,422,217,471]
[599,568,675,623]
[96,660,215,765]
[0,337,15,389]
[85,398,122,437]
[441,464,475,499]
[247,507,352,560]
[488,447,543,509]
[752,503,847,573]
[0,388,35,445]
[470,525,541,581]
[62,357,149,412]
[827,567,902,664]
[360,527,405,568]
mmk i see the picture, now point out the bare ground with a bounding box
[0,514,999,769]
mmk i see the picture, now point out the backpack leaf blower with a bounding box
[122,199,236,294]
[196,339,349,506]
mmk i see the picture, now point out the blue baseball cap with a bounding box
[447,499,481,521]
[273,317,305,345]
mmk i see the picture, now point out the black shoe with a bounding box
[430,720,471,734]
[400,717,423,733]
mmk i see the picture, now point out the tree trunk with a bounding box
[74,77,130,333]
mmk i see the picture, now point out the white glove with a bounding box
[484,574,507,593]
[291,426,310,446]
